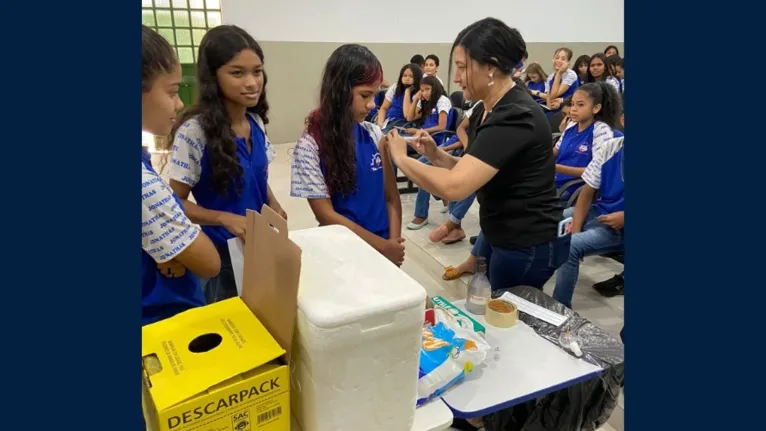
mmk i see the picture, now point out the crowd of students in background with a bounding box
[141,20,624,329]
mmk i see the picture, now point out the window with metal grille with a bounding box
[141,0,222,65]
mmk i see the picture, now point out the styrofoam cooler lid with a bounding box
[289,225,427,329]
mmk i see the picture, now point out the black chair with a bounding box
[557,178,586,208]
[450,91,467,110]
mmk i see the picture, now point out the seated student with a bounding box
[166,26,286,304]
[604,45,620,58]
[553,135,625,309]
[423,54,445,86]
[291,44,405,266]
[411,54,425,72]
[377,63,422,132]
[554,82,622,204]
[557,97,573,133]
[545,47,580,117]
[403,75,453,145]
[140,25,220,326]
[525,62,548,105]
[607,55,624,93]
[586,53,621,92]
[408,103,480,243]
[574,55,591,85]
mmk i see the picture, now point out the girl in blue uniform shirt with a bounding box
[574,55,591,85]
[403,76,454,145]
[586,53,621,93]
[545,47,580,117]
[553,135,625,309]
[377,63,422,132]
[554,82,622,204]
[140,25,221,325]
[291,44,405,266]
[524,62,548,105]
[166,25,286,303]
[607,55,624,93]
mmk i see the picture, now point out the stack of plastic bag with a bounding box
[416,310,490,406]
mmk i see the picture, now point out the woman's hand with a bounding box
[549,98,563,110]
[404,128,419,135]
[386,129,409,163]
[557,61,570,74]
[411,130,439,159]
[413,90,422,101]
[220,213,247,242]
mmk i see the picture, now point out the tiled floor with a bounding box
[152,144,625,430]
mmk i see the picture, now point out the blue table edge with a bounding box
[443,368,605,419]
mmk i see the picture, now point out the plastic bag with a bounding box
[416,319,490,406]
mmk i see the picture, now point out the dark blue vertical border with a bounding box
[0,1,137,429]
[628,1,762,429]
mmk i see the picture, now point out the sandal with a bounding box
[406,219,429,230]
[428,224,452,242]
[441,227,466,244]
[442,265,473,281]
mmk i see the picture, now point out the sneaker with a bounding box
[593,273,624,297]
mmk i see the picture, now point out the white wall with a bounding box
[222,0,623,43]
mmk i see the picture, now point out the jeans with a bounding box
[413,157,439,219]
[471,231,490,257]
[202,242,238,303]
[448,193,476,224]
[553,207,625,308]
[485,235,571,292]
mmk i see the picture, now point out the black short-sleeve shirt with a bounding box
[466,84,562,249]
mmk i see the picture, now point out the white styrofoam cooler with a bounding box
[289,225,427,431]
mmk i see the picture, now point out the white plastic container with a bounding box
[289,225,427,431]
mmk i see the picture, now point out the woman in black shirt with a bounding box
[386,17,571,291]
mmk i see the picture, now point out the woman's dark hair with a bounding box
[576,82,622,130]
[419,75,448,116]
[449,17,526,93]
[394,63,422,99]
[142,25,178,92]
[562,96,573,108]
[169,25,269,197]
[604,45,620,57]
[586,53,614,83]
[574,55,591,74]
[554,47,574,61]
[524,62,547,83]
[410,54,425,66]
[306,44,383,195]
[425,54,440,66]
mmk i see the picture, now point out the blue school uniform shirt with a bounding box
[384,84,413,123]
[141,149,205,326]
[168,113,277,247]
[527,81,546,104]
[418,95,453,145]
[555,121,614,194]
[290,122,390,239]
[545,69,579,107]
[582,136,625,215]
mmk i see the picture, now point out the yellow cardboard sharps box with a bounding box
[142,297,290,431]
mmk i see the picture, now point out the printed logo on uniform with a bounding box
[577,144,589,153]
[370,152,383,172]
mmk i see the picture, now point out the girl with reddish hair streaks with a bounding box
[290,44,405,266]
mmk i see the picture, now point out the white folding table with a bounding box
[440,300,604,418]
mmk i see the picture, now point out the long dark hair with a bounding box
[141,25,178,92]
[169,25,269,197]
[574,55,591,79]
[394,63,422,99]
[586,53,614,83]
[448,17,526,94]
[420,75,447,115]
[306,44,383,195]
[604,45,620,57]
[576,82,622,130]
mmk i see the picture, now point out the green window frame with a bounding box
[141,0,222,65]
